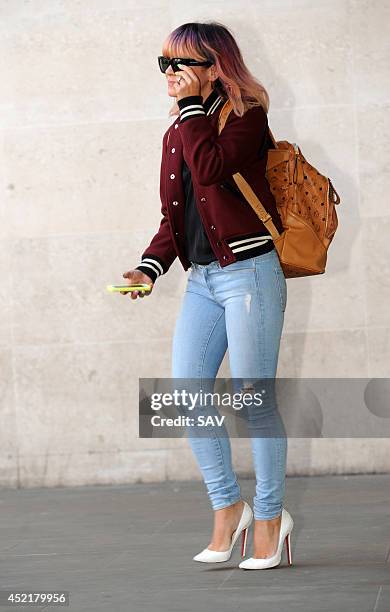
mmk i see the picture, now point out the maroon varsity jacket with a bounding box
[135,90,284,283]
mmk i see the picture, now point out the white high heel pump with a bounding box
[193,500,253,563]
[238,507,293,570]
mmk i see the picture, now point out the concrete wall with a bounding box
[1,0,389,488]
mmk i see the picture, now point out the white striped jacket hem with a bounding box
[227,234,273,253]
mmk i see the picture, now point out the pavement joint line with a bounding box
[216,566,237,588]
[372,584,383,612]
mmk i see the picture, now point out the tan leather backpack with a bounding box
[218,100,341,278]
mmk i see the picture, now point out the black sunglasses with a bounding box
[158,55,213,73]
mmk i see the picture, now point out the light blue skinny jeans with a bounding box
[171,247,288,520]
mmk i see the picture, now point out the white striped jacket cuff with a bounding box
[177,95,206,123]
[135,254,168,284]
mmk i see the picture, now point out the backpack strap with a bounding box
[218,100,278,149]
[217,100,282,240]
[231,172,282,240]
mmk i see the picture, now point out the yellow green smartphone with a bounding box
[107,284,152,293]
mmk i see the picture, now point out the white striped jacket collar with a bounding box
[203,88,225,115]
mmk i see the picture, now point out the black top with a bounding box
[182,158,218,264]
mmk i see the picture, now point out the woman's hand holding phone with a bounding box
[121,269,154,299]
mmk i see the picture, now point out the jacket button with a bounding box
[200,197,206,202]
[210,225,216,230]
[216,241,221,246]
[175,231,179,236]
[170,173,175,179]
[171,147,175,153]
[223,255,227,260]
[174,124,178,129]
[172,201,179,206]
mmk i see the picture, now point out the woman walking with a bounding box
[123,21,293,570]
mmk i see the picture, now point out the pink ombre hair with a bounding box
[162,21,270,118]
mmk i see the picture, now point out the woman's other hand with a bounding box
[121,269,154,299]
